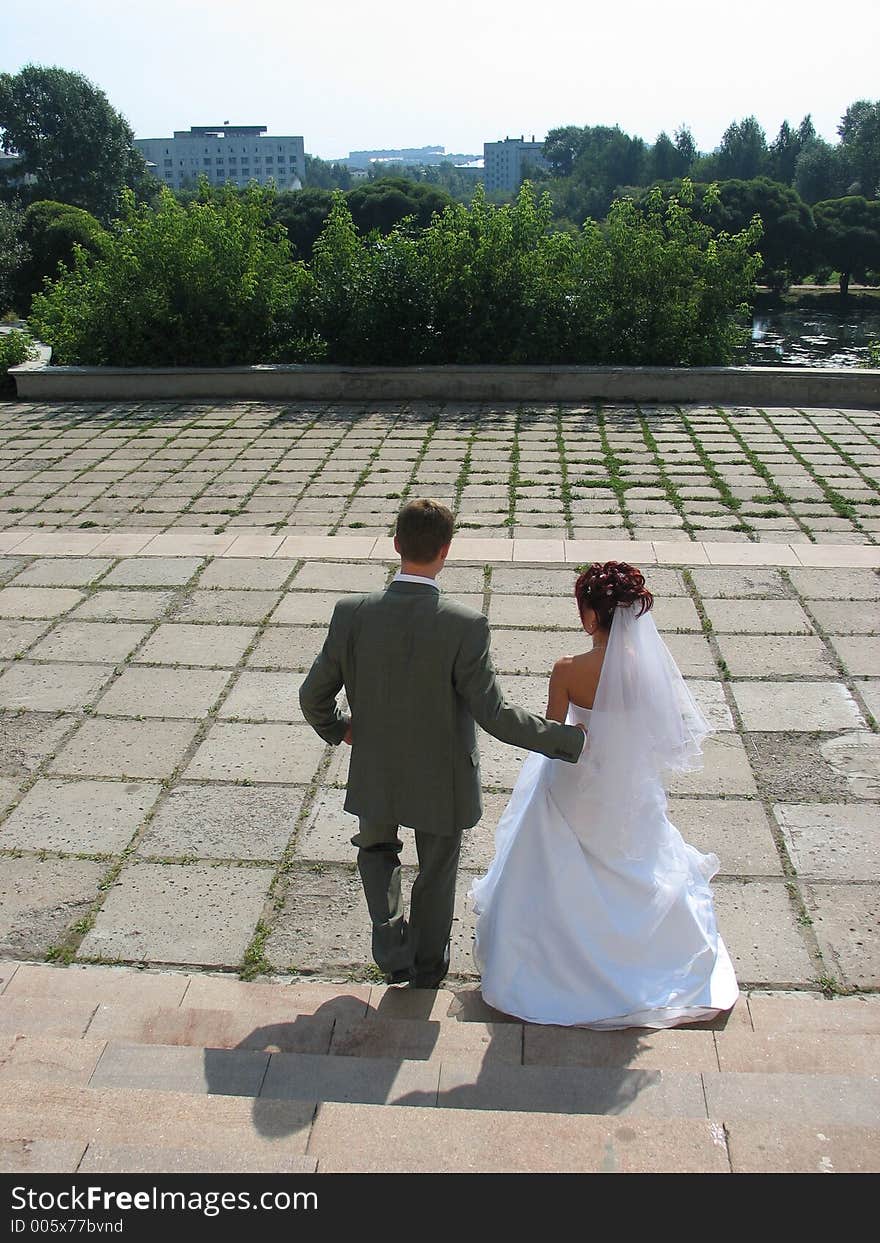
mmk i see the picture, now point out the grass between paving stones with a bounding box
[450,425,477,524]
[637,409,695,538]
[554,408,574,536]
[396,416,439,516]
[595,407,634,535]
[680,568,731,680]
[711,406,812,539]
[503,410,522,532]
[797,407,880,506]
[675,406,753,536]
[756,408,868,535]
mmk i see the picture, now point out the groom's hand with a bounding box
[343,717,353,746]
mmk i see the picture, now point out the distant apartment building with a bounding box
[134,125,304,191]
[343,145,483,170]
[483,136,549,192]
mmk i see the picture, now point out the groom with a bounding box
[299,499,585,989]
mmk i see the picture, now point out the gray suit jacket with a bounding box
[299,580,585,836]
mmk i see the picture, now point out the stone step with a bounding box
[6,1085,878,1173]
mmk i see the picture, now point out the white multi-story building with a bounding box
[134,125,304,191]
[483,136,549,193]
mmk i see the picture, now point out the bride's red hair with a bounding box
[575,561,653,631]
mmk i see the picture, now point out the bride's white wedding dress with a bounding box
[469,605,738,1030]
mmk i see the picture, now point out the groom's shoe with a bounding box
[384,967,411,986]
[410,941,450,990]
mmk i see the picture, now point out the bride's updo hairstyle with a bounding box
[575,561,654,631]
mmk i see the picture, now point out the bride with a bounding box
[469,560,739,1029]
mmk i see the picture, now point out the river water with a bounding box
[747,303,880,367]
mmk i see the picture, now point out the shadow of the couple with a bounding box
[200,984,741,1141]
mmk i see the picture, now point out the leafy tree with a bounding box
[543,126,584,177]
[345,178,452,235]
[715,178,815,282]
[0,328,37,394]
[28,184,318,365]
[13,199,108,309]
[271,187,334,260]
[794,139,851,203]
[0,65,150,221]
[674,126,698,170]
[838,99,880,197]
[717,117,768,180]
[304,154,353,190]
[648,132,691,183]
[813,196,880,294]
[768,116,815,185]
[0,200,28,314]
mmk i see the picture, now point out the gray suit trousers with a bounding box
[352,818,462,979]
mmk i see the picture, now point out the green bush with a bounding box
[29,183,322,366]
[0,329,38,394]
[13,200,109,310]
[302,181,761,365]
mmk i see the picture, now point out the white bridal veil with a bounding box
[551,600,712,863]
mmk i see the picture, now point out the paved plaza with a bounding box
[0,399,876,994]
[0,399,877,545]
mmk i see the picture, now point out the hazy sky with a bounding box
[3,0,878,160]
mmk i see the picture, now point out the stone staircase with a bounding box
[1,961,879,1173]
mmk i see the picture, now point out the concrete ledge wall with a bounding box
[10,361,880,407]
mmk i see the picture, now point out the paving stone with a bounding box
[0,857,106,957]
[0,996,97,1041]
[0,620,50,657]
[5,962,189,1007]
[95,666,230,718]
[0,712,76,777]
[828,635,880,676]
[488,595,582,629]
[702,1071,880,1127]
[855,679,880,720]
[196,558,297,589]
[140,784,304,861]
[0,1034,107,1085]
[730,682,865,731]
[747,990,880,1033]
[489,567,578,595]
[79,860,274,967]
[47,718,200,778]
[308,1103,730,1172]
[216,671,303,721]
[28,621,150,664]
[688,568,792,598]
[292,562,389,592]
[717,634,837,677]
[703,599,814,634]
[87,1003,334,1054]
[0,776,21,813]
[0,1138,87,1173]
[261,1051,439,1105]
[264,865,371,973]
[184,722,324,784]
[182,974,370,1017]
[133,622,257,668]
[725,1121,880,1173]
[818,730,880,798]
[101,558,203,587]
[436,1061,706,1117]
[667,798,781,875]
[70,589,176,621]
[330,1015,522,1063]
[89,1041,269,1096]
[805,882,880,989]
[489,629,597,674]
[0,588,84,618]
[806,600,879,635]
[661,634,717,677]
[247,626,326,671]
[686,680,734,731]
[0,778,160,853]
[170,589,281,625]
[0,662,112,711]
[78,1142,317,1174]
[8,558,114,588]
[666,735,758,796]
[270,591,357,625]
[714,1029,879,1074]
[711,880,814,984]
[523,1026,718,1071]
[774,802,879,881]
[789,568,880,599]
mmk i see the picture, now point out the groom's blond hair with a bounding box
[395,499,454,564]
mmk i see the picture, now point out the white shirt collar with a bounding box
[393,572,440,591]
